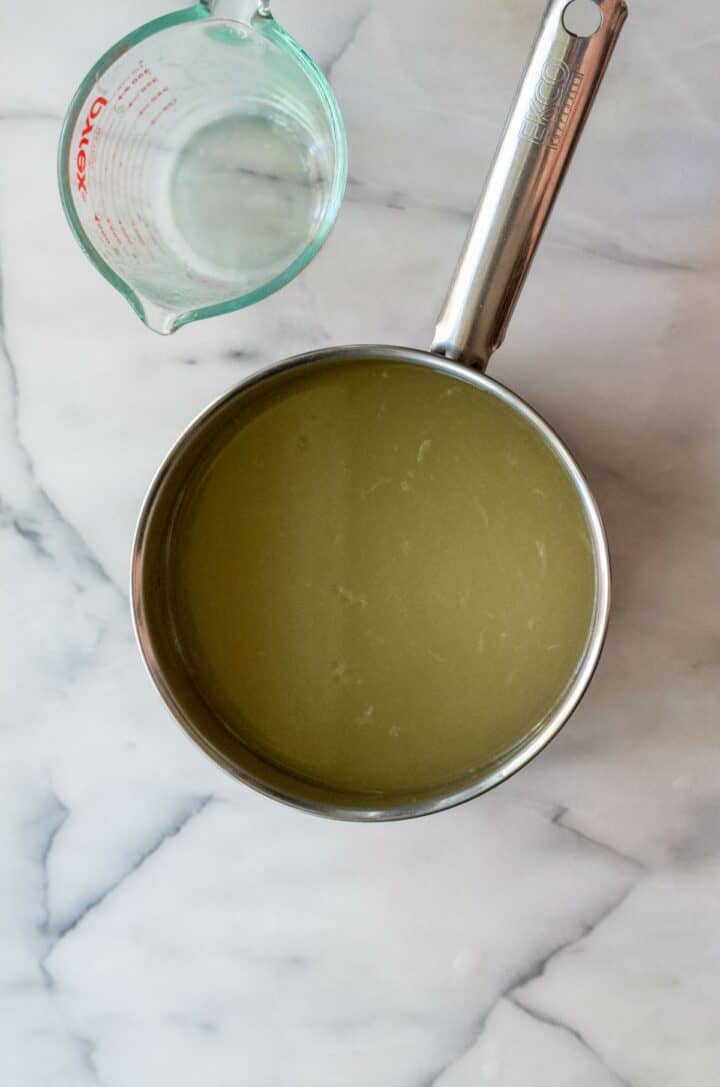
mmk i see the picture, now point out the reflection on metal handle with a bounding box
[432,0,627,370]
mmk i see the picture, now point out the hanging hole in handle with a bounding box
[562,0,604,37]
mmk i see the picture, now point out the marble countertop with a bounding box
[2,2,719,1084]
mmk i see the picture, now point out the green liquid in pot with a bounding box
[166,359,596,796]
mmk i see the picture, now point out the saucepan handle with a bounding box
[432,0,628,370]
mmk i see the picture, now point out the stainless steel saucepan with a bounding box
[132,0,628,819]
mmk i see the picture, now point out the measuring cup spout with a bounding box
[134,296,181,336]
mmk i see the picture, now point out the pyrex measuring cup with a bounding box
[58,1,347,333]
[133,0,627,819]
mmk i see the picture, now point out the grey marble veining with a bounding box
[1,1,719,1084]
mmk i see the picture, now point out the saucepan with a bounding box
[132,0,628,819]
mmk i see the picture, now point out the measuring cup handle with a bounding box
[432,0,627,370]
[203,1,272,19]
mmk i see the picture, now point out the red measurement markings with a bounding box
[137,81,164,117]
[138,212,164,255]
[132,221,148,249]
[106,218,123,253]
[117,61,150,103]
[83,57,179,262]
[150,97,177,126]
[93,214,113,250]
[116,217,138,257]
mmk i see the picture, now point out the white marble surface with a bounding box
[1,2,719,1084]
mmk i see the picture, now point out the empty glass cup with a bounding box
[58,0,347,333]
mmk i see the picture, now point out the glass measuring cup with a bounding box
[58,1,347,333]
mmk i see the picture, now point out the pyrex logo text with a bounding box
[76,96,108,197]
